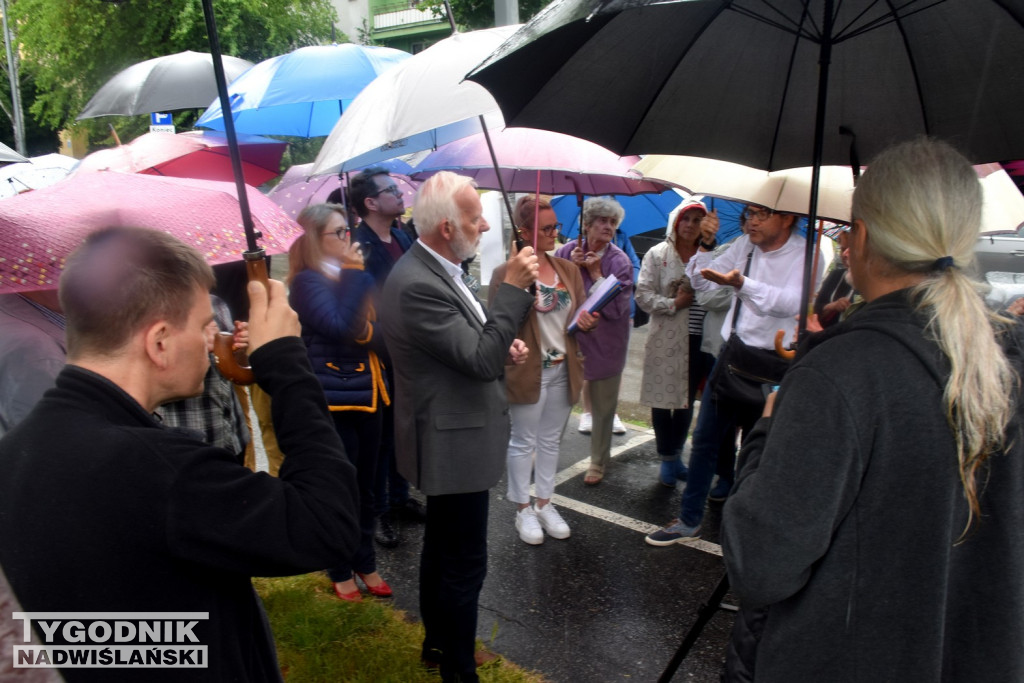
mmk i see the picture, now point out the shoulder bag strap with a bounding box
[729,249,756,337]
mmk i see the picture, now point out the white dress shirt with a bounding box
[417,239,487,324]
[686,232,823,350]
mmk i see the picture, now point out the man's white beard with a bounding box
[451,222,478,262]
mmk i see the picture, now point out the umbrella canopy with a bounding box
[78,51,254,119]
[468,0,1024,170]
[312,26,519,175]
[552,190,746,243]
[0,154,79,198]
[0,172,302,293]
[633,155,855,224]
[468,0,1024,336]
[267,161,419,220]
[195,44,411,138]
[74,131,287,186]
[408,127,665,196]
[978,167,1024,234]
[0,141,27,164]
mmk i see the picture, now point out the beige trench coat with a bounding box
[635,234,692,409]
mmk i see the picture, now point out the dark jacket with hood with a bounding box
[721,289,1024,682]
[290,265,390,412]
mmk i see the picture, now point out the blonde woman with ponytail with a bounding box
[720,138,1024,682]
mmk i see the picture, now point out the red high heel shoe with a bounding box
[332,581,362,603]
[355,572,393,598]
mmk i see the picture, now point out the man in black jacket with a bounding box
[0,227,359,682]
[347,167,425,548]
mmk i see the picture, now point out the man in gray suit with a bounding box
[381,171,538,683]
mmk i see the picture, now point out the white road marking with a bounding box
[534,425,724,557]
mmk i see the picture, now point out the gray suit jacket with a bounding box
[380,242,532,496]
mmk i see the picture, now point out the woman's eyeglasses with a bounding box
[538,222,562,235]
[741,208,775,222]
[325,227,350,240]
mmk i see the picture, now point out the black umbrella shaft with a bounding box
[799,0,834,341]
[201,0,260,255]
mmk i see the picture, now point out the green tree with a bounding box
[11,0,340,147]
[421,0,547,31]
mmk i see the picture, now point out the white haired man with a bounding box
[381,171,538,682]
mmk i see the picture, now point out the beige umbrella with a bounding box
[632,155,855,224]
[977,165,1024,234]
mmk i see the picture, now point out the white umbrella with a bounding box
[0,141,28,164]
[633,155,856,224]
[311,26,519,175]
[979,167,1024,235]
[0,154,79,198]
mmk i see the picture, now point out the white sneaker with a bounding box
[612,414,628,434]
[535,503,570,539]
[577,412,592,434]
[515,506,544,545]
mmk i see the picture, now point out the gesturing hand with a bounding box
[700,267,744,289]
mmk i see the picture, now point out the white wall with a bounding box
[330,0,371,44]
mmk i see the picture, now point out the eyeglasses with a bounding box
[538,223,562,235]
[741,208,775,222]
[370,185,402,198]
[325,227,350,240]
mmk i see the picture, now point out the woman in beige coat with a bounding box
[636,198,713,487]
[489,195,597,544]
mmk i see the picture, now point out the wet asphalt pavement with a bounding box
[253,324,738,682]
[371,324,738,683]
[374,417,736,683]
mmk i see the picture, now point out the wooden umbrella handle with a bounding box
[212,253,269,385]
[774,329,796,360]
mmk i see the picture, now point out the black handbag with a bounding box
[709,250,790,407]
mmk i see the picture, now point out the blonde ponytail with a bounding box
[853,138,1018,533]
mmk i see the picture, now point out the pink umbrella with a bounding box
[267,161,420,220]
[75,131,288,186]
[0,172,302,293]
[408,127,666,196]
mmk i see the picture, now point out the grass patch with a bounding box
[255,573,547,683]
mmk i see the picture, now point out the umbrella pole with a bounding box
[798,0,834,341]
[201,0,263,263]
[478,114,517,229]
[534,169,540,253]
[202,0,266,386]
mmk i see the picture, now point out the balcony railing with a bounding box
[372,0,447,30]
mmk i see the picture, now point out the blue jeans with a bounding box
[679,395,737,527]
[679,379,761,527]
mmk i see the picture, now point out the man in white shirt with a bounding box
[646,206,823,544]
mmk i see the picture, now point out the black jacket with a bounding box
[722,289,1024,681]
[352,221,413,288]
[0,338,360,682]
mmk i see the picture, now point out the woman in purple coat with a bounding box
[555,197,634,485]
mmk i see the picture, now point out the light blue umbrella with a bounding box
[195,44,411,138]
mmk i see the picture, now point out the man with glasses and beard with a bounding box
[646,205,823,545]
[381,171,537,683]
[345,167,424,549]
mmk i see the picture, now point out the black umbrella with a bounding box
[77,50,253,119]
[468,0,1024,335]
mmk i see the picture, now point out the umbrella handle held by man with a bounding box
[212,257,272,384]
[504,240,540,289]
